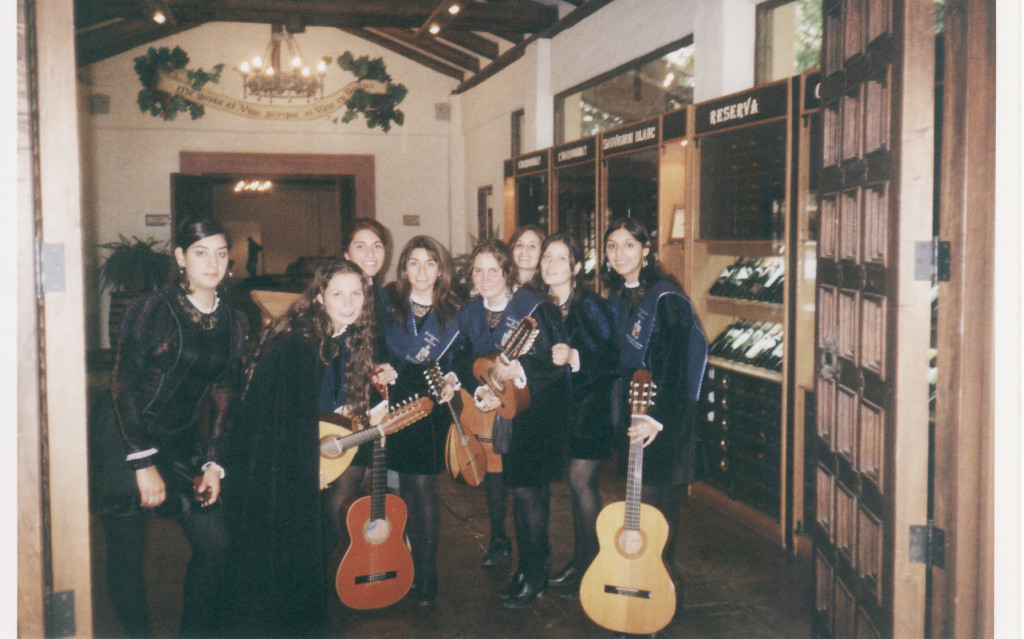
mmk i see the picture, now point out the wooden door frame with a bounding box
[932,0,996,637]
[19,0,93,635]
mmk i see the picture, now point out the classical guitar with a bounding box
[580,370,676,635]
[424,359,487,487]
[471,315,539,420]
[319,396,433,484]
[334,385,415,609]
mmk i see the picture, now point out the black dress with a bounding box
[608,277,709,486]
[455,287,570,487]
[562,287,619,461]
[383,300,462,475]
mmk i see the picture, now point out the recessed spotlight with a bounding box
[152,11,166,24]
[448,4,461,15]
[429,23,441,35]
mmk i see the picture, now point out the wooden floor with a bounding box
[90,463,813,638]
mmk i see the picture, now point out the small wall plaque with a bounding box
[146,214,170,227]
[403,215,421,226]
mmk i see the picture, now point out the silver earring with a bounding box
[469,286,479,298]
[643,257,649,268]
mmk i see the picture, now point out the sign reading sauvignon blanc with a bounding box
[134,47,407,132]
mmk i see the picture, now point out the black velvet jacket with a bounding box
[110,288,249,465]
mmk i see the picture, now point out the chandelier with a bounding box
[236,26,329,102]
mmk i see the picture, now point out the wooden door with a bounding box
[811,0,935,637]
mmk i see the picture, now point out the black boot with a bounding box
[501,571,546,608]
[481,535,511,567]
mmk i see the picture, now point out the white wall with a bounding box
[79,22,458,347]
[457,0,760,245]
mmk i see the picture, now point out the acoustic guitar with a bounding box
[424,360,487,487]
[319,396,433,484]
[580,370,676,635]
[334,383,415,609]
[471,315,539,420]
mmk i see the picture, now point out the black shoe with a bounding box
[499,572,527,601]
[502,574,546,608]
[481,535,510,567]
[548,562,582,589]
[414,575,438,606]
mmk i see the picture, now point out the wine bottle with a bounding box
[709,260,737,297]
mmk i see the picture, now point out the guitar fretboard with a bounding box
[624,416,645,532]
[369,439,388,522]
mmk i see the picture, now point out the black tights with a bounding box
[511,484,551,580]
[322,464,368,563]
[101,507,228,638]
[566,458,603,569]
[640,483,680,575]
[397,472,440,584]
[484,471,508,541]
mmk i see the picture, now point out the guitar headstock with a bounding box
[423,359,446,400]
[629,370,656,416]
[503,316,539,360]
[381,395,435,436]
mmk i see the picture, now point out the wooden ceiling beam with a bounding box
[439,31,499,60]
[76,18,196,67]
[343,28,464,82]
[378,27,480,72]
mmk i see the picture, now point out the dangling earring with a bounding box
[178,267,190,294]
[469,285,479,298]
[605,262,611,272]
[643,257,649,268]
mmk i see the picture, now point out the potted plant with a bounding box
[99,235,173,347]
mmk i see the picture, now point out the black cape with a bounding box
[224,330,328,637]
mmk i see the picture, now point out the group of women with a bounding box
[89,214,707,638]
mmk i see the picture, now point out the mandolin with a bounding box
[471,315,539,420]
[424,360,487,487]
[334,432,415,609]
[319,396,433,485]
[579,370,676,635]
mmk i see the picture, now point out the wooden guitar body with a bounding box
[334,492,414,610]
[443,402,487,487]
[580,501,676,635]
[472,352,530,420]
[457,388,503,473]
[318,417,357,484]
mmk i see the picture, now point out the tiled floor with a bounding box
[90,463,813,638]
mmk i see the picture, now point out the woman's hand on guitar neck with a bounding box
[493,358,526,385]
[372,363,398,387]
[627,415,664,448]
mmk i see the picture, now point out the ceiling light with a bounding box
[429,23,441,35]
[235,27,327,103]
[152,11,166,24]
[448,4,461,15]
[663,72,674,88]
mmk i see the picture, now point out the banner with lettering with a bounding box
[134,46,407,132]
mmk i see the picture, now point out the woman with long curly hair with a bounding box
[381,235,462,605]
[226,259,378,637]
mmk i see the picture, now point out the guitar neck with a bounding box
[329,426,382,453]
[624,415,645,532]
[370,439,388,522]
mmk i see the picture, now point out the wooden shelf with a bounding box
[696,240,786,257]
[707,356,783,383]
[706,296,785,323]
[689,481,782,546]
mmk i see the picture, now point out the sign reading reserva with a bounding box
[695,79,789,136]
[552,137,596,168]
[513,149,549,175]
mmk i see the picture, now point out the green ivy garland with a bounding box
[132,47,407,132]
[134,46,223,120]
[332,51,408,133]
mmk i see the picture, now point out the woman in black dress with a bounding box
[479,224,548,567]
[382,235,461,606]
[603,217,708,584]
[531,233,619,596]
[226,259,379,637]
[88,218,249,637]
[455,239,570,607]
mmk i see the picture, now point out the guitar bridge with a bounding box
[603,584,652,599]
[354,570,399,585]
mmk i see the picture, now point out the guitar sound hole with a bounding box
[616,529,646,558]
[363,518,392,545]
